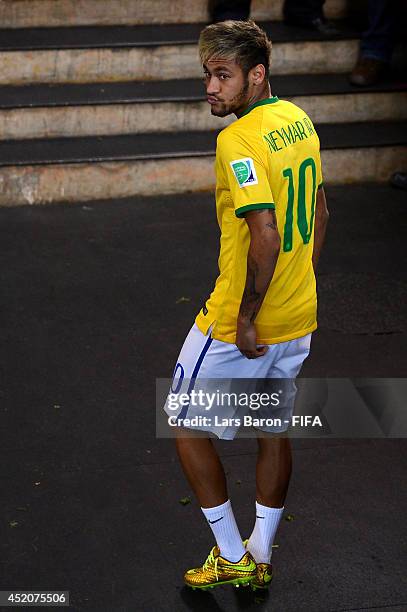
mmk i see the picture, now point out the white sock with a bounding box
[246,501,284,563]
[201,499,246,562]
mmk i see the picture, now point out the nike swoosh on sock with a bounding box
[208,516,224,524]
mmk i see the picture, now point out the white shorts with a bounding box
[163,324,312,440]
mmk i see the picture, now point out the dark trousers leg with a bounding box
[361,0,394,62]
[210,0,251,22]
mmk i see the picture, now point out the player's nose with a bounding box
[206,75,221,95]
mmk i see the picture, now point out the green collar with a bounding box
[240,96,279,117]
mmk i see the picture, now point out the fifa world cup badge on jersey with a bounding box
[230,158,258,188]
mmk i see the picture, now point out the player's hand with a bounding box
[236,319,269,359]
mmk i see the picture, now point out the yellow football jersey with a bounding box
[195,96,323,344]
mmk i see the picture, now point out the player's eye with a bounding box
[218,73,230,80]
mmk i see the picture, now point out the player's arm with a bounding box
[236,208,281,359]
[312,186,329,271]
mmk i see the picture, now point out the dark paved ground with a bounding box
[0,184,406,612]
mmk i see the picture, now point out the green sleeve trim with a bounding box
[318,181,324,189]
[235,203,275,218]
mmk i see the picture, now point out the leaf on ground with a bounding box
[9,521,19,527]
[179,497,191,505]
[284,513,295,522]
[235,479,242,485]
[176,297,191,304]
[272,544,279,548]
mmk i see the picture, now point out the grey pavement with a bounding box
[0,184,406,611]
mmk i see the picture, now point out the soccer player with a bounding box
[164,20,329,590]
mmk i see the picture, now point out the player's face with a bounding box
[203,58,250,117]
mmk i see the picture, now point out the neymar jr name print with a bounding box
[263,117,315,154]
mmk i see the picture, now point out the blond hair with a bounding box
[199,20,272,78]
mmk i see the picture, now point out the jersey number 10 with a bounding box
[282,157,317,252]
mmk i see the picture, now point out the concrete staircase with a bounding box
[0,0,406,206]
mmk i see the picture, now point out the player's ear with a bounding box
[250,64,266,86]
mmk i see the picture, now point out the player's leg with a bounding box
[246,335,312,588]
[246,435,291,566]
[255,435,292,507]
[175,434,256,589]
[167,326,255,587]
[175,431,246,563]
[175,433,227,508]
[241,434,291,590]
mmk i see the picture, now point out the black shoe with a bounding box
[210,0,250,23]
[284,15,339,36]
[309,17,340,36]
[390,172,407,191]
[212,12,249,22]
[349,56,387,86]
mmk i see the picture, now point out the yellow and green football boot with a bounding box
[184,545,257,590]
[243,539,273,591]
[250,562,273,590]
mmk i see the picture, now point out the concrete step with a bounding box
[0,121,405,206]
[0,20,358,50]
[1,75,406,140]
[0,0,347,28]
[0,21,360,84]
[7,73,405,108]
